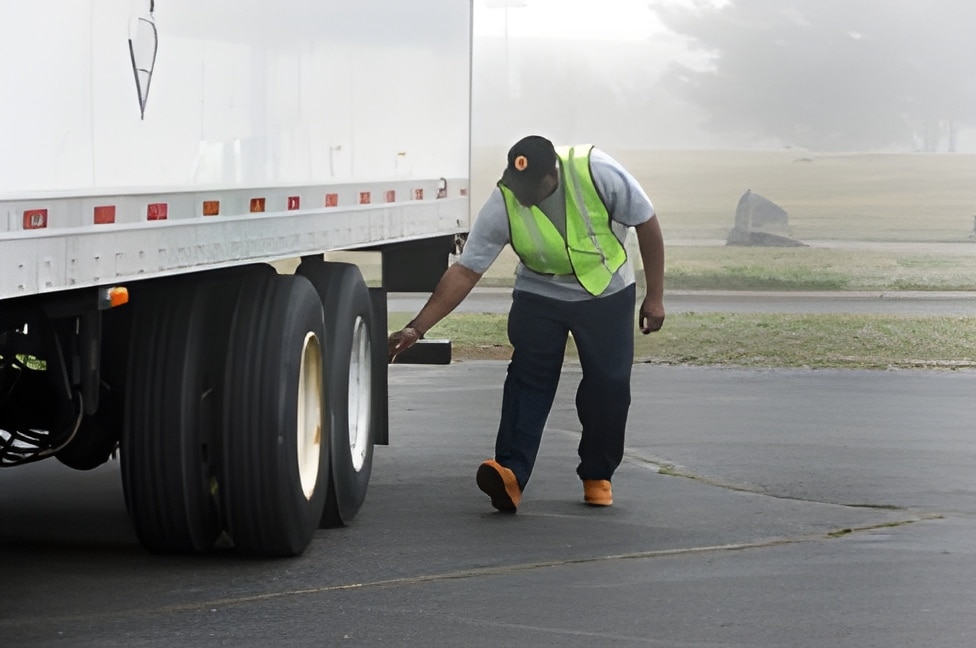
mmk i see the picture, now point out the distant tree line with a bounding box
[655,0,976,151]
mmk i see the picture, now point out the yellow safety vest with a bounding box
[499,145,626,296]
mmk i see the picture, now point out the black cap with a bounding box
[501,135,557,196]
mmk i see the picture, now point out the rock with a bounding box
[726,189,806,247]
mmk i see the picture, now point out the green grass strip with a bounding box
[390,312,976,370]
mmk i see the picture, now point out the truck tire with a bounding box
[121,279,223,553]
[297,260,376,527]
[220,272,329,557]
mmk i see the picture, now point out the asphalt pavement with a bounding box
[2,361,975,647]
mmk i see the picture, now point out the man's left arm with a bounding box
[588,147,665,332]
[635,216,665,334]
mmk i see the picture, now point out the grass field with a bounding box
[473,148,976,242]
[470,149,976,291]
[389,312,976,370]
[609,150,976,243]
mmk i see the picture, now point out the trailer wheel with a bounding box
[220,273,329,557]
[121,279,222,553]
[297,260,376,527]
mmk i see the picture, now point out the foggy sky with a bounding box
[473,0,976,152]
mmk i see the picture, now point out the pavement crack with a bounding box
[824,516,943,538]
[0,516,941,632]
[625,451,913,512]
[360,606,747,647]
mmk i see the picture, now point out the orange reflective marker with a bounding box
[94,205,116,224]
[109,287,129,308]
[100,286,130,310]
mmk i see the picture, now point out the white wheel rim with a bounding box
[347,316,372,472]
[297,331,323,500]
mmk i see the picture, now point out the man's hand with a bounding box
[388,327,422,362]
[639,298,665,334]
[387,263,483,363]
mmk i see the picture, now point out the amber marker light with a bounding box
[99,286,130,310]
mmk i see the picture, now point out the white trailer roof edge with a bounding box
[2,0,473,300]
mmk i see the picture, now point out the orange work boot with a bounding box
[583,479,613,506]
[476,459,521,512]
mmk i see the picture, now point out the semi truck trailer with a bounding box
[0,0,472,557]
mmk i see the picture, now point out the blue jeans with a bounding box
[495,284,635,490]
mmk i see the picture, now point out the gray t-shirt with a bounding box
[458,148,655,301]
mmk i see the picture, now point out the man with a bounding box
[388,135,665,512]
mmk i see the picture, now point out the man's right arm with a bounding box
[387,262,483,360]
[388,189,508,359]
